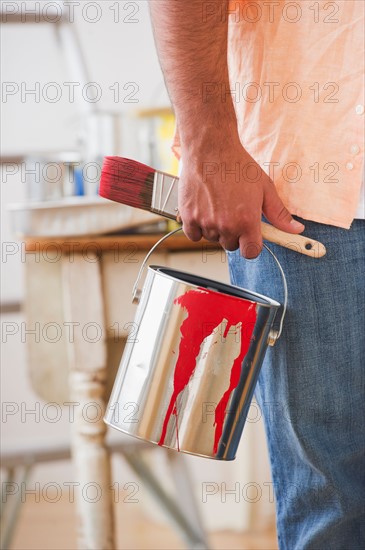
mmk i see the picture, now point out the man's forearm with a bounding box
[149,0,238,148]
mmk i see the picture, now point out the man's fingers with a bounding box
[238,223,263,259]
[182,220,203,242]
[263,182,305,233]
[220,236,240,251]
[202,227,220,242]
[183,220,262,259]
[239,236,263,259]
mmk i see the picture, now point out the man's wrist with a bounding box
[178,107,241,157]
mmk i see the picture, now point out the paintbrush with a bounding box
[99,156,326,258]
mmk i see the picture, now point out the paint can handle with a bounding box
[132,227,287,346]
[132,227,182,304]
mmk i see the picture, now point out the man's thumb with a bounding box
[263,183,305,233]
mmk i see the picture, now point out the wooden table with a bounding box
[23,233,226,549]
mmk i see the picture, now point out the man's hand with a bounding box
[178,128,304,258]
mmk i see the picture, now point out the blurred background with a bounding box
[1,2,277,549]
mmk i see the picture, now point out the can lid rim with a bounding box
[148,265,281,309]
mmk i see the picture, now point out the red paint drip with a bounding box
[157,288,257,453]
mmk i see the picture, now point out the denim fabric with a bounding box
[228,218,365,550]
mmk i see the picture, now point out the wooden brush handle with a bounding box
[261,222,326,258]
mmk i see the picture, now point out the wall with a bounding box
[1,0,170,304]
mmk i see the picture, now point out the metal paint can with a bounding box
[105,230,286,460]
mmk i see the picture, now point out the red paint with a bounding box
[99,157,155,210]
[157,288,257,453]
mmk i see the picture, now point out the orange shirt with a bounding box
[173,0,364,229]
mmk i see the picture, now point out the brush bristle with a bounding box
[99,157,155,210]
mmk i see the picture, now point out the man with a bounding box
[149,1,364,548]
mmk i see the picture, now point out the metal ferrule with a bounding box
[151,171,179,219]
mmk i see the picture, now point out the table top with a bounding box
[24,233,221,254]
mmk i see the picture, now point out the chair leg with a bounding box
[166,451,210,549]
[0,465,32,550]
[122,450,210,550]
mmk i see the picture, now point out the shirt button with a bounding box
[346,162,354,170]
[350,144,360,155]
[355,104,364,115]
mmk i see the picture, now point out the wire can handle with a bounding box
[132,227,287,346]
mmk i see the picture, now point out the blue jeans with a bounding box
[228,218,365,550]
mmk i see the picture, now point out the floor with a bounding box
[10,492,278,550]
